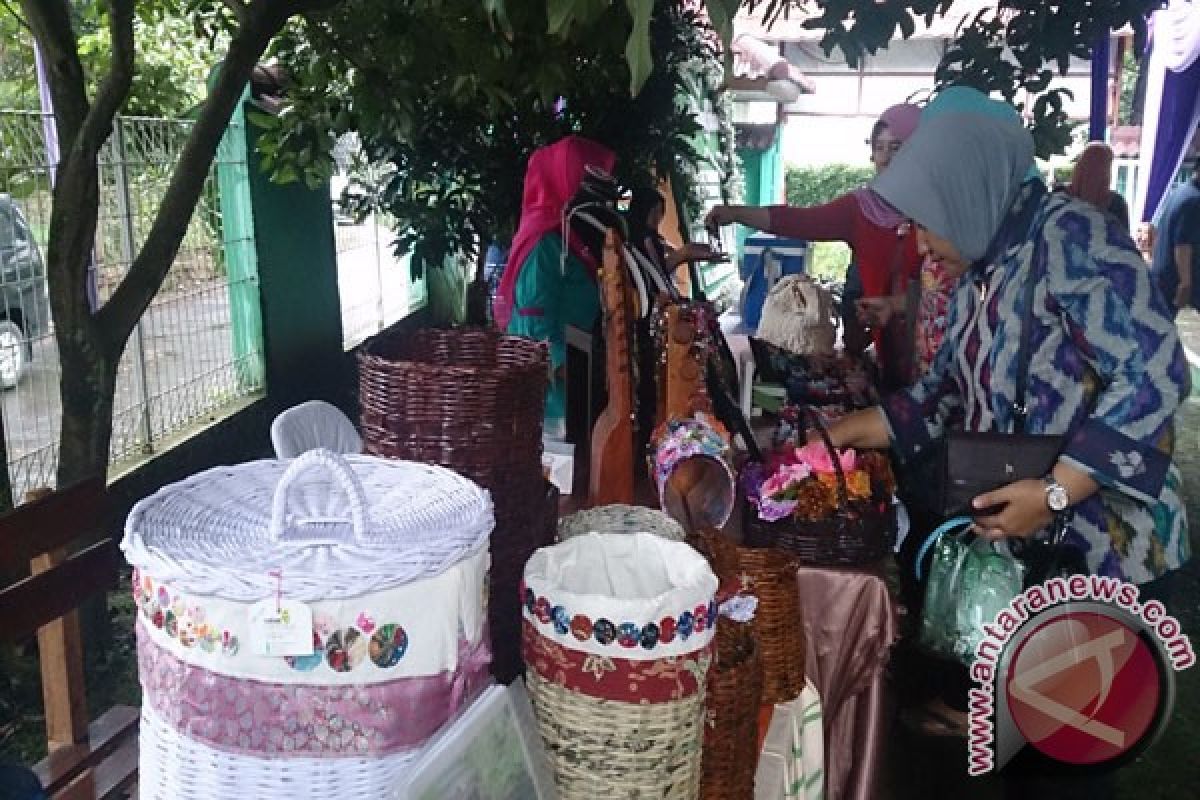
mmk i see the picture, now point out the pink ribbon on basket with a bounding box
[448,632,493,712]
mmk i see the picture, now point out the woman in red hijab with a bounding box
[704,103,925,390]
[496,135,617,436]
[1063,142,1130,232]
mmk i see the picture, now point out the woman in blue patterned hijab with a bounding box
[826,90,1189,586]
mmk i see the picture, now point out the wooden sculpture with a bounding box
[661,301,714,422]
[588,228,636,506]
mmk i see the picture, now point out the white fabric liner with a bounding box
[523,532,718,660]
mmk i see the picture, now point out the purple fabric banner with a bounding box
[1142,59,1200,222]
[1090,33,1112,142]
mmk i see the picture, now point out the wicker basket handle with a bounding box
[804,407,849,508]
[269,449,369,546]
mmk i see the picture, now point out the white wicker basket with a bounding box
[124,450,495,799]
[138,702,419,800]
[122,449,493,601]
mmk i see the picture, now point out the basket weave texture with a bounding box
[743,504,894,567]
[701,618,763,800]
[525,669,707,800]
[690,530,806,705]
[122,450,493,602]
[557,504,686,542]
[522,533,716,798]
[743,407,894,567]
[137,702,419,800]
[359,327,552,682]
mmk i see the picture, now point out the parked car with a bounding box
[0,193,51,389]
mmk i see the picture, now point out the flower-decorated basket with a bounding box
[122,449,495,799]
[743,407,895,567]
[521,532,718,799]
[651,414,736,531]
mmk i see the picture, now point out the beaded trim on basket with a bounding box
[520,579,717,651]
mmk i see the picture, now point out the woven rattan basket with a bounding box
[359,327,552,682]
[739,547,807,704]
[743,407,894,567]
[701,618,763,800]
[123,450,495,799]
[522,533,718,799]
[557,503,686,542]
[690,530,806,705]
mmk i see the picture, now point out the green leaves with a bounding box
[625,0,654,95]
[705,0,739,48]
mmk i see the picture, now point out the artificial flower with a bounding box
[795,441,857,474]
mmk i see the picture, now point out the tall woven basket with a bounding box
[359,327,551,682]
[690,530,806,705]
[701,618,763,800]
[522,533,718,800]
[121,450,495,799]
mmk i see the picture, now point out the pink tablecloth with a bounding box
[796,563,898,800]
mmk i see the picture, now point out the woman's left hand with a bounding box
[970,479,1054,540]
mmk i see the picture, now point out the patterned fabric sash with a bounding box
[137,620,490,757]
[522,619,712,703]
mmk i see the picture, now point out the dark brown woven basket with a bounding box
[737,547,807,704]
[358,327,548,475]
[358,327,551,682]
[689,531,805,705]
[744,407,894,567]
[701,618,763,800]
[744,500,894,567]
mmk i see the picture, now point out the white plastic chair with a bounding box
[270,400,363,459]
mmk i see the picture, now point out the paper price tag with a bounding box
[248,599,314,657]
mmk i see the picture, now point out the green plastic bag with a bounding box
[917,517,1025,665]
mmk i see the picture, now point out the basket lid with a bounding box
[122,449,494,602]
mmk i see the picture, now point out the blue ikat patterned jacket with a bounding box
[883,181,1191,583]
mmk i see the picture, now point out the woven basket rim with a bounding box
[122,454,494,602]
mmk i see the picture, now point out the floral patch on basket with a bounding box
[519,580,718,651]
[133,568,240,657]
[132,569,411,672]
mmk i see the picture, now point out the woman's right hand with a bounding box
[704,205,737,230]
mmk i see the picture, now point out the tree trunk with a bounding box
[55,330,118,489]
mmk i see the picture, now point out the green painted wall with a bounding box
[736,129,783,259]
[243,102,351,410]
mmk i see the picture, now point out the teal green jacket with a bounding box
[505,234,600,421]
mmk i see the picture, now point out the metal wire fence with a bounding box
[0,110,265,499]
[330,133,422,349]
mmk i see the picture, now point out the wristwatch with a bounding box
[1043,476,1071,513]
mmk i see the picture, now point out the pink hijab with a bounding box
[494,135,618,330]
[852,102,923,228]
[1067,142,1115,209]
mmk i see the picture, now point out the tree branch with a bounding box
[75,0,136,167]
[97,0,304,348]
[222,0,250,26]
[18,0,88,151]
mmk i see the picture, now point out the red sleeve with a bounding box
[765,193,860,243]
